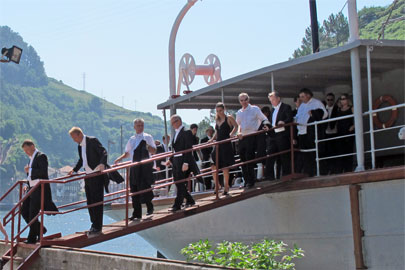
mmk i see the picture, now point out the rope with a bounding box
[378,0,399,40]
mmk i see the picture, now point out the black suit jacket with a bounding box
[30,151,49,181]
[200,136,212,161]
[171,128,194,166]
[73,136,108,173]
[28,151,58,212]
[155,144,166,170]
[268,103,293,138]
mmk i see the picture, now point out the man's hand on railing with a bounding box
[24,164,29,173]
[182,163,189,172]
[113,158,121,165]
[67,170,75,176]
[237,134,243,140]
[165,160,172,167]
[95,164,105,172]
[23,185,28,193]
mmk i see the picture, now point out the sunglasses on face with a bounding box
[239,98,248,102]
[326,99,334,101]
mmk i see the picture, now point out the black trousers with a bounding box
[201,159,212,190]
[297,134,316,177]
[238,136,256,187]
[21,188,42,242]
[172,159,195,208]
[265,135,291,179]
[84,175,104,230]
[130,183,153,219]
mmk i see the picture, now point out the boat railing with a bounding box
[0,123,299,270]
[301,102,405,176]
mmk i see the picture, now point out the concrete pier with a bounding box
[0,242,230,270]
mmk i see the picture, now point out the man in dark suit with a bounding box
[21,139,58,244]
[68,127,107,234]
[200,126,214,190]
[166,115,196,212]
[265,91,293,180]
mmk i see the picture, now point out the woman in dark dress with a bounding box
[210,102,238,195]
[336,93,355,173]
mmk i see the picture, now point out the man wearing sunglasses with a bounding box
[236,92,269,188]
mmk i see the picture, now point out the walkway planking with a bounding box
[29,166,404,249]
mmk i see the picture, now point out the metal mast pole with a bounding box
[168,0,198,117]
[348,0,365,171]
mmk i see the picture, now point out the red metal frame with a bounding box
[0,123,300,269]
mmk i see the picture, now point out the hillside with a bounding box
[292,0,404,58]
[0,26,165,194]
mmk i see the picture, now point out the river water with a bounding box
[0,209,157,257]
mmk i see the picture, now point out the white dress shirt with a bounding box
[173,125,184,144]
[27,149,38,181]
[325,105,337,135]
[295,98,327,135]
[272,102,282,127]
[80,135,95,174]
[236,104,268,135]
[125,132,156,161]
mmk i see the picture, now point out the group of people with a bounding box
[15,88,354,244]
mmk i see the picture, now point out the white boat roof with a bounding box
[157,39,405,110]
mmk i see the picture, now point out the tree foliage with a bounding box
[181,239,304,270]
[292,1,405,58]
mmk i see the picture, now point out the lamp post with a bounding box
[0,46,23,64]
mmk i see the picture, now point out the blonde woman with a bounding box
[210,102,238,195]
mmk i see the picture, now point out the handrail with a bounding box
[296,102,405,175]
[1,123,298,253]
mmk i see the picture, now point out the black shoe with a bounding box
[185,201,195,208]
[129,215,141,221]
[146,207,154,216]
[169,206,181,212]
[88,227,101,235]
[246,184,255,189]
[223,191,229,196]
[24,238,37,244]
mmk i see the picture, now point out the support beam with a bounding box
[349,185,367,270]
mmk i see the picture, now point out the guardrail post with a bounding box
[215,143,219,200]
[366,45,376,169]
[17,181,23,238]
[40,182,45,244]
[315,123,320,176]
[10,210,15,270]
[290,124,295,175]
[125,168,130,227]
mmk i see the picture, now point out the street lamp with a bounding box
[1,46,23,64]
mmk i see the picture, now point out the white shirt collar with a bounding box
[80,135,86,146]
[273,102,282,110]
[29,149,38,161]
[175,125,184,133]
[241,104,251,112]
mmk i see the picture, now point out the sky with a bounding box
[0,0,392,124]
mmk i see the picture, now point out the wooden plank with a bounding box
[44,166,404,249]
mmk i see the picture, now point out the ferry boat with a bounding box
[104,38,405,270]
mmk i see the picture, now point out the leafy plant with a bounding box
[181,239,304,270]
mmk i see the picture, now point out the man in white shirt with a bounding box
[21,139,58,243]
[114,119,156,220]
[295,88,327,177]
[236,92,268,188]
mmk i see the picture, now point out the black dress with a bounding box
[336,107,354,173]
[211,116,235,168]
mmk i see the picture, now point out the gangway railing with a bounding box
[0,123,300,270]
[300,103,405,176]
